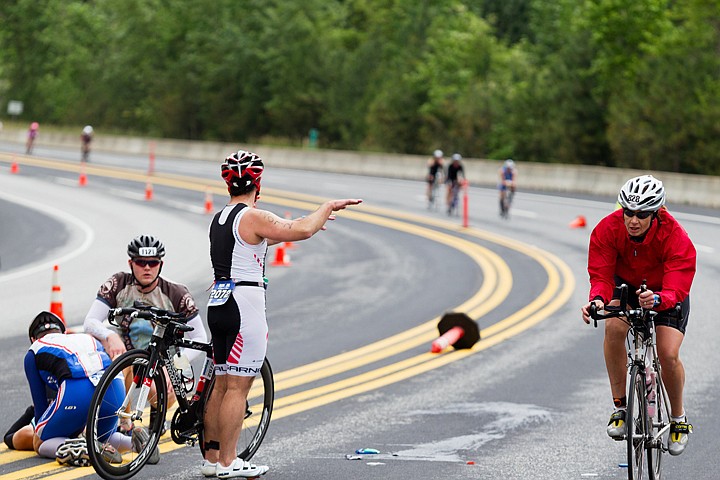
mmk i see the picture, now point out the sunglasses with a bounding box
[133,259,161,268]
[623,208,653,219]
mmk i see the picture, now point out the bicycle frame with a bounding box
[628,318,671,453]
[121,318,212,424]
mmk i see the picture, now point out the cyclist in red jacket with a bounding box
[580,174,696,456]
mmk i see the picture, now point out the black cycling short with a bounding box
[612,277,690,334]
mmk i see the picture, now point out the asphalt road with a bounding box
[0,143,719,480]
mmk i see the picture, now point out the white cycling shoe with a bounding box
[216,458,269,478]
[668,419,693,456]
[201,459,217,477]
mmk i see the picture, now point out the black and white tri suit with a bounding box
[208,203,268,377]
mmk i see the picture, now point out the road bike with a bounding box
[86,302,274,480]
[447,180,462,217]
[590,284,675,480]
[499,181,514,219]
[82,143,91,163]
[427,177,440,211]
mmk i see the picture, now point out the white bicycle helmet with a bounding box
[433,149,443,158]
[451,153,462,161]
[504,158,515,168]
[617,175,666,211]
[83,125,93,135]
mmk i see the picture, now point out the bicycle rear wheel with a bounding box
[647,363,669,480]
[87,350,168,480]
[240,359,274,459]
[626,365,647,480]
[200,358,274,460]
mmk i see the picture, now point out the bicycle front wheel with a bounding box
[87,349,168,480]
[626,365,647,480]
[647,363,669,480]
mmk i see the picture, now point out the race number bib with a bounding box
[208,280,234,306]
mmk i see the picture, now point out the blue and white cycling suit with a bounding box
[499,166,514,191]
[24,332,124,442]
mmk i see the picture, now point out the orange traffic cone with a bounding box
[78,162,87,186]
[145,181,154,201]
[569,215,587,229]
[10,160,19,174]
[204,189,214,214]
[50,265,65,323]
[271,243,291,266]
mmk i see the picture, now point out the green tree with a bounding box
[607,0,720,173]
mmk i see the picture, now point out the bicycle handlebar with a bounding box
[107,300,193,332]
[589,283,646,329]
[588,281,681,329]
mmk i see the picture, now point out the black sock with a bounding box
[4,405,35,449]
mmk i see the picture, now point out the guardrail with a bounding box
[2,128,718,208]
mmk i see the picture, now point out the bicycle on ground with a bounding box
[86,301,274,480]
[590,283,677,480]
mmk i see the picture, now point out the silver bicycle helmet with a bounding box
[451,153,462,161]
[617,175,666,211]
[127,235,166,259]
[433,149,443,159]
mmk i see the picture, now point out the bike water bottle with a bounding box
[646,366,657,417]
[173,352,195,393]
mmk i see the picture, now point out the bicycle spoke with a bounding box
[87,350,167,480]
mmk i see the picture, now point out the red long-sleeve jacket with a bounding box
[587,208,696,311]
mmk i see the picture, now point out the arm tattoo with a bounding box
[264,212,292,229]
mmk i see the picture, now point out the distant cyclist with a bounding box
[81,125,93,162]
[498,158,516,218]
[26,122,39,154]
[445,153,465,215]
[426,149,444,209]
[580,175,696,456]
[23,311,128,466]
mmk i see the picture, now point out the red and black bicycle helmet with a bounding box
[221,150,264,195]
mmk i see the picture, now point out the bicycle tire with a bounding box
[626,365,647,480]
[199,358,274,461]
[647,361,669,480]
[87,349,168,480]
[448,185,459,216]
[428,181,439,210]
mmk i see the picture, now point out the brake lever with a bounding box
[590,303,599,329]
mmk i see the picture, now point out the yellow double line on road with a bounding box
[0,155,574,479]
